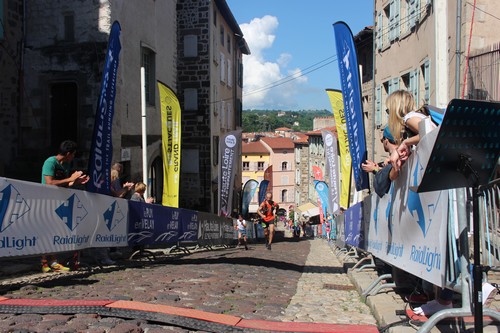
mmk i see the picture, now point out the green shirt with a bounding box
[41,156,70,184]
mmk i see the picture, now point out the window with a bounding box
[227,33,231,53]
[388,0,401,42]
[281,190,288,203]
[237,59,243,87]
[213,136,219,166]
[257,162,264,171]
[296,169,301,185]
[407,0,421,31]
[422,59,431,104]
[220,52,226,83]
[375,85,382,128]
[243,162,250,171]
[227,59,232,87]
[220,25,224,46]
[376,11,383,50]
[64,13,75,42]
[141,47,156,106]
[184,88,198,111]
[281,161,288,171]
[213,8,217,26]
[184,35,198,57]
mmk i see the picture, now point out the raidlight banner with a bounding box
[218,130,242,216]
[364,130,449,287]
[258,180,269,206]
[326,89,351,208]
[322,130,340,214]
[242,179,259,218]
[332,22,369,192]
[0,178,128,257]
[127,201,180,246]
[157,81,181,207]
[87,21,121,195]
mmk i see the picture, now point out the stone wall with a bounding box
[177,0,213,212]
[0,0,23,176]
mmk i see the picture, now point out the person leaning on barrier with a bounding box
[130,182,154,203]
[40,140,90,273]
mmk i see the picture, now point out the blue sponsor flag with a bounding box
[87,21,122,194]
[258,180,269,206]
[333,21,369,191]
[242,179,259,218]
[314,180,330,217]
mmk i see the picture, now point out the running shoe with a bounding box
[41,263,51,273]
[50,262,70,272]
[267,244,272,250]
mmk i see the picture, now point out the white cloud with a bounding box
[240,15,307,110]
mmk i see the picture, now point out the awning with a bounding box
[296,202,317,213]
[297,202,320,217]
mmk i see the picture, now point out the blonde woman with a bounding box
[387,90,433,171]
[131,182,155,204]
[110,169,134,198]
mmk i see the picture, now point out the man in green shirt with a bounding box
[40,140,89,272]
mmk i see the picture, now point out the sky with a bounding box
[226,1,374,111]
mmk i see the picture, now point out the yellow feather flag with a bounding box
[326,89,351,209]
[158,81,181,207]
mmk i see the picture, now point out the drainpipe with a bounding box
[455,0,462,98]
[434,0,449,108]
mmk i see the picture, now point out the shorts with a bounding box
[261,220,274,228]
[238,229,247,236]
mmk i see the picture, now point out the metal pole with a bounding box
[472,185,483,333]
[455,0,462,98]
[141,67,148,189]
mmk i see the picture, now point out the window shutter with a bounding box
[377,12,383,50]
[375,85,382,127]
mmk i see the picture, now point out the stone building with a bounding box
[177,0,250,213]
[7,0,177,191]
[292,132,310,207]
[0,0,23,176]
[373,0,500,165]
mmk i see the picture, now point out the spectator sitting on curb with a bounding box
[41,140,89,273]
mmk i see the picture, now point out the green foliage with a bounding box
[242,109,331,132]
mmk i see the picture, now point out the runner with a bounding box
[257,192,279,250]
[236,214,249,250]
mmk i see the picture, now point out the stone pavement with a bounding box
[281,239,376,326]
[0,236,379,332]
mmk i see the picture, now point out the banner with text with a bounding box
[332,22,369,191]
[127,201,180,246]
[326,89,351,208]
[0,178,128,257]
[218,130,242,216]
[322,130,340,214]
[241,179,259,218]
[87,21,121,195]
[158,81,181,207]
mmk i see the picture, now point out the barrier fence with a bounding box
[331,117,500,332]
[0,177,236,258]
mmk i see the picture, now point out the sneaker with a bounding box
[41,263,51,273]
[267,244,272,250]
[245,245,249,250]
[50,262,70,272]
[413,299,452,316]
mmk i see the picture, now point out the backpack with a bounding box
[417,104,445,126]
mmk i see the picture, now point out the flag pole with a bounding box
[141,67,148,192]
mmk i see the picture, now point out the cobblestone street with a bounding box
[0,237,378,332]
